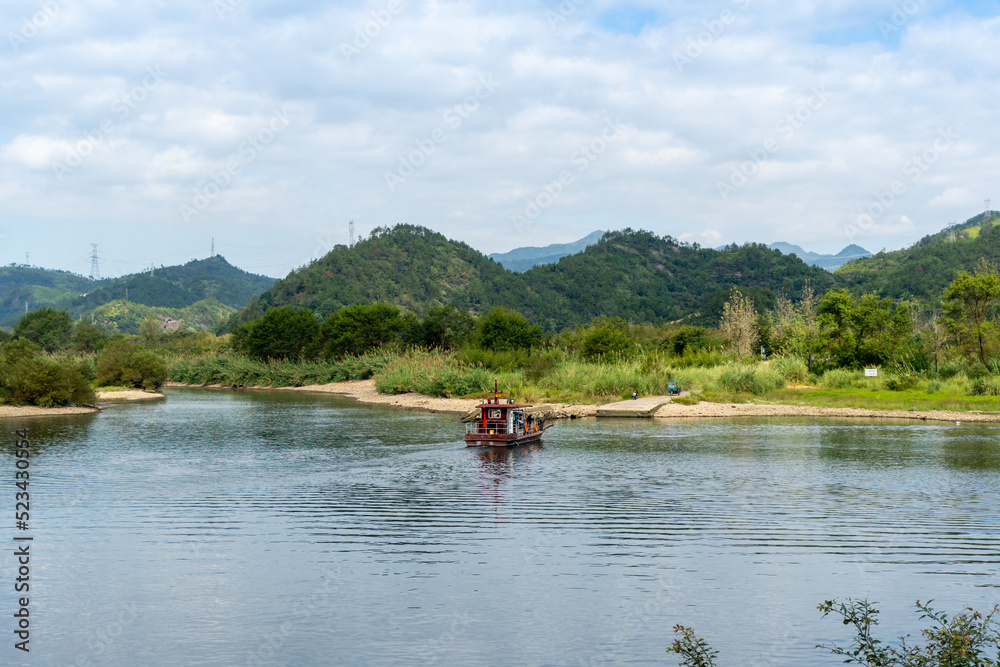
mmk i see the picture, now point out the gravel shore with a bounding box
[165,380,1000,424]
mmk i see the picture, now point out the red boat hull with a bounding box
[464,425,550,447]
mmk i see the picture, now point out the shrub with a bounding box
[926,380,941,394]
[717,365,785,395]
[969,376,1000,396]
[233,307,320,361]
[773,356,809,383]
[97,340,167,390]
[581,325,633,361]
[475,307,541,351]
[457,347,529,371]
[524,350,561,382]
[669,599,1000,667]
[884,373,919,392]
[821,368,863,389]
[14,307,73,352]
[0,340,95,407]
[319,303,414,359]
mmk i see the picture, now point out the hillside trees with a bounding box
[319,303,418,359]
[816,291,915,368]
[942,260,1000,365]
[13,307,73,352]
[232,307,320,362]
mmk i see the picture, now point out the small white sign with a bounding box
[865,368,878,377]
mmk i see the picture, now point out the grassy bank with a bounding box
[165,348,1000,414]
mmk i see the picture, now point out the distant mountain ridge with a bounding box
[489,231,605,272]
[0,256,275,330]
[767,242,872,271]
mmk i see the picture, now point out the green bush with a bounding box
[581,325,633,361]
[0,340,96,407]
[821,368,864,389]
[969,376,1000,396]
[926,380,941,394]
[884,373,919,392]
[475,307,541,351]
[670,599,1000,667]
[97,340,167,390]
[717,365,785,395]
[773,356,809,383]
[457,347,529,371]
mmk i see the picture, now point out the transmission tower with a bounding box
[89,244,101,280]
[211,237,215,257]
[986,199,992,214]
[349,220,355,247]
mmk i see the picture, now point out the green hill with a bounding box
[0,256,275,331]
[67,256,275,314]
[234,225,836,330]
[834,211,1000,303]
[0,266,98,327]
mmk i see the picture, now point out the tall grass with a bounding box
[168,350,395,387]
[716,365,786,395]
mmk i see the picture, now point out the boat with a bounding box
[464,381,550,447]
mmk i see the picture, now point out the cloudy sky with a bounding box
[0,0,997,278]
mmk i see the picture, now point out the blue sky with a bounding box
[0,0,998,278]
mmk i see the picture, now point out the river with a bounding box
[2,388,999,666]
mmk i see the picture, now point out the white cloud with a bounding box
[0,1,998,276]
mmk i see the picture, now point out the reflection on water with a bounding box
[2,392,1000,666]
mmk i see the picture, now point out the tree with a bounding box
[73,320,108,353]
[475,307,541,351]
[139,314,162,346]
[13,307,73,352]
[319,303,410,358]
[719,289,758,360]
[581,320,633,360]
[816,290,914,369]
[942,261,1000,365]
[233,307,320,362]
[95,339,167,390]
[420,304,474,349]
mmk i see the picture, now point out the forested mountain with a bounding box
[834,211,1000,304]
[489,230,605,272]
[66,256,275,314]
[0,256,275,330]
[519,231,835,328]
[235,225,835,330]
[0,267,99,327]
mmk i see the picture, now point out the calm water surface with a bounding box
[2,388,1000,666]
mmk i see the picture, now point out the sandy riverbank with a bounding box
[653,401,1000,423]
[166,380,1000,423]
[0,389,166,419]
[96,389,166,402]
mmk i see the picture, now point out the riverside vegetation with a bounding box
[169,260,1000,411]
[8,243,1000,412]
[668,599,1000,666]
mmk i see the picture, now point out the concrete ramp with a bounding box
[597,395,674,418]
